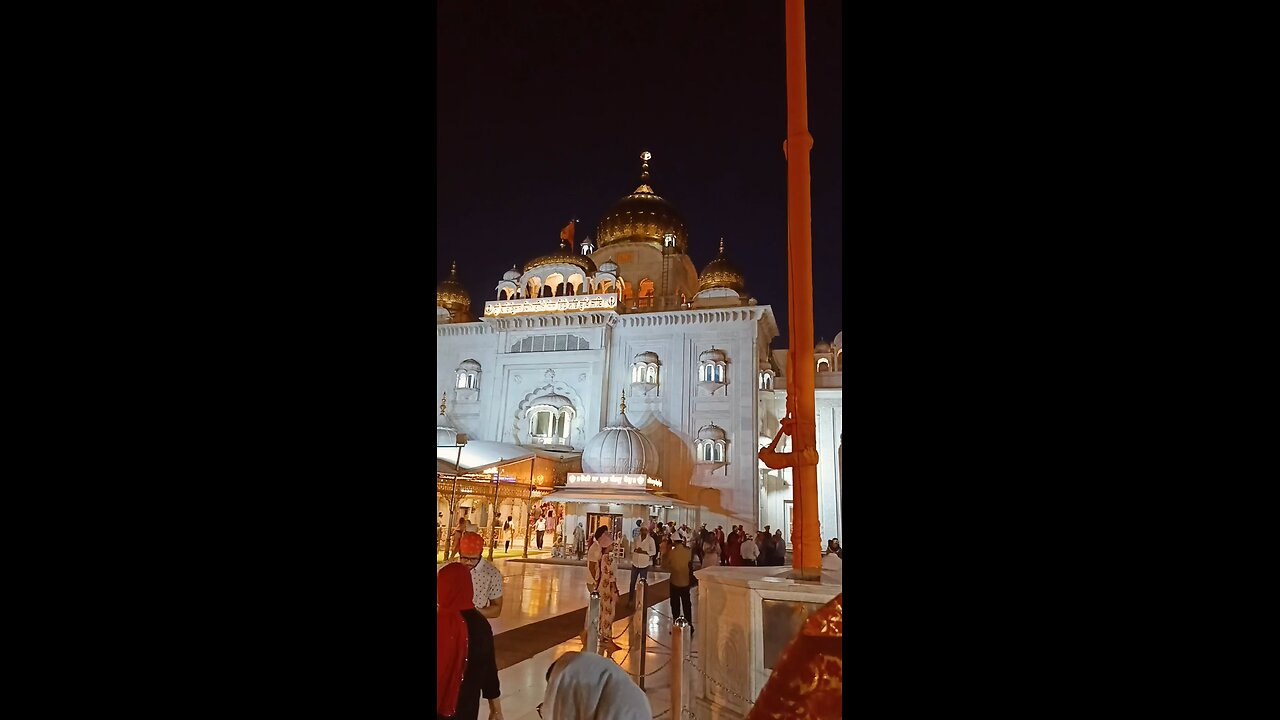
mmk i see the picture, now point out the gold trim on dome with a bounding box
[523,253,597,274]
[699,238,745,291]
[437,290,471,310]
[699,268,745,291]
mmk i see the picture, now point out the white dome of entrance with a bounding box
[581,397,656,475]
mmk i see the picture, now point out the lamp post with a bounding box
[522,464,537,559]
[441,433,468,561]
[487,461,503,562]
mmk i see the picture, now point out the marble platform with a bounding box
[690,564,842,720]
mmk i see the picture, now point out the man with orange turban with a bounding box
[452,531,505,618]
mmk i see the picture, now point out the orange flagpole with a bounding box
[784,0,822,580]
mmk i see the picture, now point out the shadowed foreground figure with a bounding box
[540,651,650,720]
[437,563,503,720]
[745,593,842,720]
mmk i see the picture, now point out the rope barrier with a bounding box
[684,654,756,707]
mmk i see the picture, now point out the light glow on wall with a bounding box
[567,472,651,488]
[484,293,619,317]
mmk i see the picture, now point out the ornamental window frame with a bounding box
[698,361,726,383]
[696,439,726,463]
[528,404,575,445]
[454,360,481,390]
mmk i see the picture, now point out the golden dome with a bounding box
[523,240,598,274]
[437,260,471,311]
[698,238,746,292]
[596,151,689,253]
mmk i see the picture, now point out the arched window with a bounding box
[638,278,655,308]
[696,440,726,462]
[645,365,657,383]
[714,363,725,383]
[546,273,565,297]
[817,358,830,373]
[836,350,842,372]
[759,372,773,390]
[455,360,481,391]
[663,232,676,248]
[526,393,575,447]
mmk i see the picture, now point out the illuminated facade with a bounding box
[436,153,842,541]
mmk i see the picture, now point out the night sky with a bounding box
[437,0,843,346]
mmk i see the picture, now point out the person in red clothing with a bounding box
[437,563,503,720]
[726,526,744,566]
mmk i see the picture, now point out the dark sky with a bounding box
[437,0,842,346]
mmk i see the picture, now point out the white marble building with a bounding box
[436,152,842,542]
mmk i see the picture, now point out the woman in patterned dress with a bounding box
[581,525,621,653]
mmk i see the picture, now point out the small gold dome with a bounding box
[437,260,471,311]
[698,238,746,292]
[523,240,598,274]
[596,151,689,253]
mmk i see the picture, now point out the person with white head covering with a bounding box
[539,651,650,720]
[661,529,695,633]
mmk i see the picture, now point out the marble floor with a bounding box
[438,558,697,720]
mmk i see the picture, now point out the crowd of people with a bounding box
[690,524,789,568]
[438,519,842,719]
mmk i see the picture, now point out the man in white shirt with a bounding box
[451,531,505,617]
[740,531,760,566]
[536,516,547,549]
[627,524,657,604]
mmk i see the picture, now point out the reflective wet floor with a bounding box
[439,558,697,719]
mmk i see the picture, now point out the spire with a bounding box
[719,237,726,255]
[449,260,458,279]
[439,392,447,416]
[620,388,627,415]
[635,151,654,194]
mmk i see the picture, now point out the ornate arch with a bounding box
[512,381,587,446]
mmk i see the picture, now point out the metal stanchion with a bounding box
[671,616,688,717]
[587,591,601,655]
[632,577,647,688]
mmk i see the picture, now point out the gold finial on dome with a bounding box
[599,150,685,249]
[698,238,746,292]
[440,392,447,416]
[636,150,653,193]
[620,389,627,415]
[437,261,472,313]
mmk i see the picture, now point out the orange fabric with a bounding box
[458,531,484,556]
[746,593,842,720]
[436,563,475,716]
[560,220,575,250]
